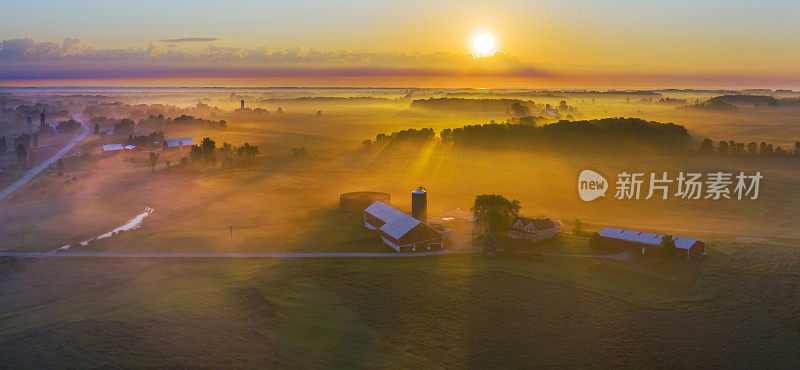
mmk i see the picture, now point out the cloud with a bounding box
[0,65,555,81]
[0,37,526,68]
[2,37,795,88]
[160,37,220,43]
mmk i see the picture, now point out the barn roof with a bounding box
[515,217,556,231]
[165,138,193,147]
[364,201,425,240]
[102,144,124,151]
[123,145,136,150]
[599,227,699,250]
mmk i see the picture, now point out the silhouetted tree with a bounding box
[718,141,729,156]
[573,219,583,236]
[471,194,520,234]
[94,123,100,135]
[114,119,135,136]
[510,102,530,117]
[237,142,259,162]
[292,146,307,157]
[759,142,773,156]
[15,143,28,167]
[660,235,677,260]
[747,142,758,156]
[148,152,159,172]
[589,232,603,250]
[700,138,714,155]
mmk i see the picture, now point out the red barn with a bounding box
[363,201,443,252]
[599,227,705,260]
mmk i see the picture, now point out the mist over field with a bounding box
[1,87,799,367]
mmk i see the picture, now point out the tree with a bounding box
[115,119,135,136]
[699,138,714,155]
[659,234,677,260]
[292,146,307,157]
[572,219,583,236]
[199,137,216,165]
[589,232,603,250]
[471,194,520,234]
[220,142,234,167]
[148,152,159,172]
[717,141,729,156]
[94,123,100,135]
[15,143,28,167]
[237,142,259,161]
[316,110,322,118]
[509,102,530,117]
[747,142,758,156]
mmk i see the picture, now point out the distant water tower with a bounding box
[411,186,427,222]
[240,99,245,109]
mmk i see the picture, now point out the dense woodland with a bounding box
[371,117,693,154]
[90,114,226,137]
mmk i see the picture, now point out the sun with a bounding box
[473,33,495,56]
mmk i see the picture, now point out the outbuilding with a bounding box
[598,227,705,260]
[164,138,194,149]
[363,201,444,252]
[102,143,124,153]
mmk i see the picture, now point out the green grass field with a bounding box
[1,240,797,368]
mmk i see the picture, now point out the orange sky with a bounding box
[2,1,800,88]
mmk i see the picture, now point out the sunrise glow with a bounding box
[473,33,495,56]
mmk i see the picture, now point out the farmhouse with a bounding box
[599,227,705,260]
[507,217,562,243]
[164,138,194,149]
[363,201,444,252]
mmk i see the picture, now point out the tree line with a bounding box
[366,118,800,157]
[699,138,800,157]
[186,137,259,168]
[91,114,226,137]
[0,118,82,167]
[367,117,692,154]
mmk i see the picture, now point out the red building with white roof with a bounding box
[599,227,705,260]
[363,201,444,252]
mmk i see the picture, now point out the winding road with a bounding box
[0,116,90,202]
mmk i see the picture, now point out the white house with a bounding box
[507,217,562,243]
